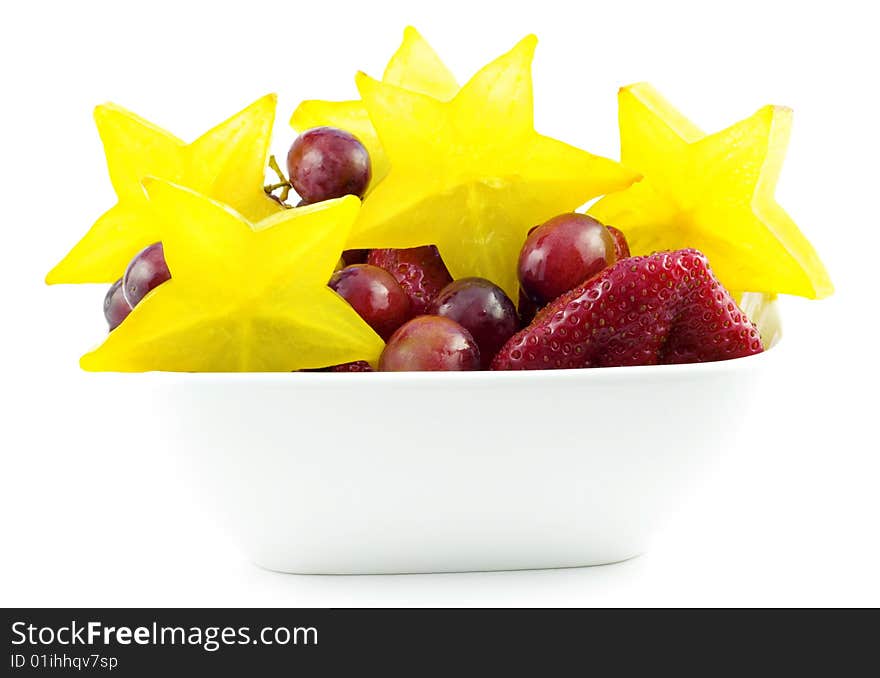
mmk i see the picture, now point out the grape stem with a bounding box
[264,155,293,206]
[268,155,288,185]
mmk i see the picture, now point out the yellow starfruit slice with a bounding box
[590,83,832,299]
[80,181,383,372]
[290,26,459,188]
[47,95,282,285]
[346,36,639,301]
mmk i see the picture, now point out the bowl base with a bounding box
[250,552,644,576]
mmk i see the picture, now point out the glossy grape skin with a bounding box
[379,316,481,372]
[517,226,541,326]
[518,213,617,306]
[287,127,371,203]
[429,278,518,369]
[103,278,132,331]
[329,264,412,341]
[122,242,171,308]
[606,225,631,259]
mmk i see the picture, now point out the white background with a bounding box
[1,0,878,606]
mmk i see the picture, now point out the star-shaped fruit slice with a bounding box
[345,35,639,300]
[80,181,384,372]
[290,26,459,188]
[47,95,282,285]
[590,83,832,299]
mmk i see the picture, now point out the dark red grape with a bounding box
[329,264,412,341]
[518,213,617,306]
[429,278,518,369]
[379,316,480,372]
[606,225,631,259]
[340,249,369,266]
[287,127,371,203]
[517,289,538,327]
[103,278,132,331]
[123,242,171,308]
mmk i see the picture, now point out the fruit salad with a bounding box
[47,27,831,373]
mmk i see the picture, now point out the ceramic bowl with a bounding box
[147,295,781,574]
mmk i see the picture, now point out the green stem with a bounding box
[268,155,288,185]
[263,155,295,208]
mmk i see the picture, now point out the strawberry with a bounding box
[331,360,373,372]
[367,246,453,315]
[606,225,631,259]
[301,360,373,372]
[491,249,763,370]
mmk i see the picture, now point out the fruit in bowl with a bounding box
[494,249,762,370]
[518,213,618,308]
[46,27,827,572]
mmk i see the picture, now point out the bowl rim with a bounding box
[90,341,779,383]
[86,296,782,382]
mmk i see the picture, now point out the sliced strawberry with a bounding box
[491,249,763,370]
[367,246,453,315]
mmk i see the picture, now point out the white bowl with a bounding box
[147,298,781,574]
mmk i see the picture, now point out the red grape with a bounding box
[379,316,480,372]
[517,289,539,327]
[340,249,369,266]
[123,242,171,308]
[329,264,412,341]
[430,278,518,369]
[287,127,371,203]
[607,225,631,259]
[518,213,617,306]
[103,278,131,330]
